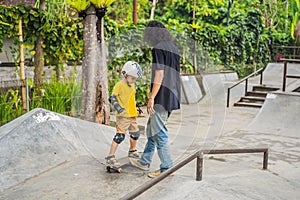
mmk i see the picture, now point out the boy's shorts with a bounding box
[116,116,139,134]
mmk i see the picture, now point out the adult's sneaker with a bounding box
[129,158,149,171]
[148,169,161,178]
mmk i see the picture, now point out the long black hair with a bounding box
[143,20,175,47]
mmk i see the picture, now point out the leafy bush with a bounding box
[0,89,23,125]
[28,75,81,116]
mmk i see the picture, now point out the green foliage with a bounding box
[67,0,90,12]
[289,0,300,39]
[135,80,150,106]
[0,89,23,125]
[90,0,115,8]
[0,4,83,68]
[107,0,150,24]
[28,75,81,116]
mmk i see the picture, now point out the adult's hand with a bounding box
[147,98,155,115]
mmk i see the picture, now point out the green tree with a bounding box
[67,0,114,123]
[107,0,150,24]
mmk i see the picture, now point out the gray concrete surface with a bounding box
[0,64,299,199]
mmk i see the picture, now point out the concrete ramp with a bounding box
[0,108,139,191]
[180,75,203,104]
[245,92,300,137]
[261,63,300,90]
[180,72,238,104]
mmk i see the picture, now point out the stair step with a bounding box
[246,91,268,97]
[240,96,266,102]
[234,102,263,108]
[252,86,280,92]
[293,86,300,92]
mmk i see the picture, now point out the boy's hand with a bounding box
[119,109,126,115]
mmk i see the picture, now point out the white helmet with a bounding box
[122,61,142,78]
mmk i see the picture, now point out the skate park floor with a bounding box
[0,63,300,199]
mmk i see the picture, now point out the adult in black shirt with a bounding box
[130,20,181,178]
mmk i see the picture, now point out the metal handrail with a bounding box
[280,58,300,91]
[121,148,268,200]
[227,67,264,107]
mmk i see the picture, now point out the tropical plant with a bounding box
[0,89,22,125]
[67,0,90,12]
[289,0,300,40]
[90,0,114,8]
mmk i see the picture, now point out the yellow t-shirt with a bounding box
[112,81,138,117]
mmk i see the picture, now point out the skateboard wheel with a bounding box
[106,166,111,173]
[117,168,122,173]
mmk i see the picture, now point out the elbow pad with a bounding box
[109,95,125,114]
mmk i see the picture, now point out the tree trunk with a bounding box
[81,5,99,122]
[33,35,44,96]
[96,15,110,125]
[33,0,46,96]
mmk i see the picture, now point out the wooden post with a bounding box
[263,149,268,170]
[133,0,138,25]
[18,18,27,113]
[196,151,204,181]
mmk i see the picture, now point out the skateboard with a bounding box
[105,152,142,173]
[105,156,130,173]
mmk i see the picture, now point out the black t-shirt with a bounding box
[151,41,181,111]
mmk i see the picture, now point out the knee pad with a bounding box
[113,133,125,144]
[130,131,140,140]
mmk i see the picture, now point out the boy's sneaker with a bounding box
[105,155,121,168]
[148,169,161,178]
[128,149,141,158]
[129,157,149,171]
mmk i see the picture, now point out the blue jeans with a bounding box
[138,108,173,172]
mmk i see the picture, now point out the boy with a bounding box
[105,61,143,169]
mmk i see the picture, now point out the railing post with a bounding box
[196,151,204,181]
[260,70,263,85]
[263,149,268,170]
[282,61,287,91]
[245,78,248,96]
[227,88,230,107]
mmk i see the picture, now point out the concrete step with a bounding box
[240,96,266,102]
[246,91,268,97]
[233,102,263,108]
[252,85,280,92]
